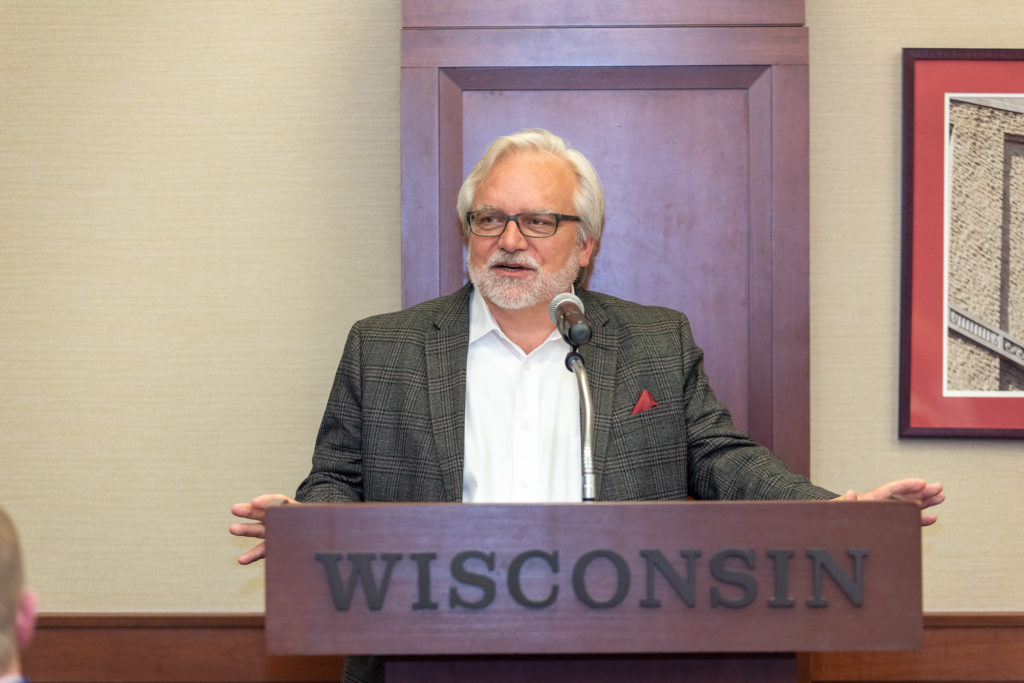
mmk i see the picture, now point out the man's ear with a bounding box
[15,589,37,650]
[578,237,596,268]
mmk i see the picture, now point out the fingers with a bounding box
[831,480,945,527]
[850,484,890,502]
[892,481,944,505]
[236,541,267,565]
[230,502,258,520]
[229,494,299,565]
[878,478,928,499]
[229,522,268,539]
[861,479,944,505]
[230,494,297,522]
[893,483,944,526]
[251,493,298,508]
[919,489,945,510]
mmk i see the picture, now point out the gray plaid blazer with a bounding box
[296,284,834,505]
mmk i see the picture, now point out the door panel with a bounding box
[460,86,756,432]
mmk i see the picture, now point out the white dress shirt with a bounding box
[462,288,583,503]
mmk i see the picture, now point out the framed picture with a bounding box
[900,48,1024,437]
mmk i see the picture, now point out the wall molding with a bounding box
[23,614,344,682]
[809,613,1024,682]
[22,613,1024,682]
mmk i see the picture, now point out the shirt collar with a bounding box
[469,285,500,345]
[469,286,572,350]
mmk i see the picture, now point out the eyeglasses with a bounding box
[466,211,580,238]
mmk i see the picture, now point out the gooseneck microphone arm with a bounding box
[565,350,596,502]
[549,293,596,502]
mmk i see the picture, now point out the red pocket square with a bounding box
[631,389,659,415]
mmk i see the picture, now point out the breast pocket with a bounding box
[604,404,687,499]
[611,404,679,446]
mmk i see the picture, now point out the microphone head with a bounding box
[548,292,585,325]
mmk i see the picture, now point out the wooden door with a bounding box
[400,1,810,474]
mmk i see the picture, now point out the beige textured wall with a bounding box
[808,3,1024,611]
[2,1,1021,614]
[0,1,401,612]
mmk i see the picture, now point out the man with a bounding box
[231,128,944,682]
[0,506,36,683]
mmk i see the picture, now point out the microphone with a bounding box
[549,292,591,347]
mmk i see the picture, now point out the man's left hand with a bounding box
[833,478,945,526]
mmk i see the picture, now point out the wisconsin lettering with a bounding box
[313,547,867,612]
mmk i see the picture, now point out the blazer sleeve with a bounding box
[676,314,837,502]
[295,323,366,503]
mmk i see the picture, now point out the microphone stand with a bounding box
[565,349,596,502]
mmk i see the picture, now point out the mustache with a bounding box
[487,249,539,269]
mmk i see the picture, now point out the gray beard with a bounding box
[467,243,582,310]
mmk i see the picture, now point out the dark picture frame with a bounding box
[900,48,1024,437]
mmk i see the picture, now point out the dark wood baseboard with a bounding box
[23,614,345,683]
[22,613,1024,682]
[809,613,1024,682]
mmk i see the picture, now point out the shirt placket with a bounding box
[512,355,543,501]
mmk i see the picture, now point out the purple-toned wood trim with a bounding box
[403,0,805,29]
[770,65,811,475]
[746,68,776,453]
[401,67,442,304]
[438,70,466,297]
[439,65,769,91]
[401,27,808,69]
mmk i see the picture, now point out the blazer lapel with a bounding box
[578,290,617,499]
[424,284,472,502]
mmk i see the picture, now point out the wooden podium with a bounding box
[265,501,922,682]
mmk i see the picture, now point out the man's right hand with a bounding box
[229,493,298,565]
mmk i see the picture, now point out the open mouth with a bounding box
[492,261,537,275]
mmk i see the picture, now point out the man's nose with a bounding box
[497,217,529,251]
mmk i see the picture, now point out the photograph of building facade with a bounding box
[946,96,1024,391]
